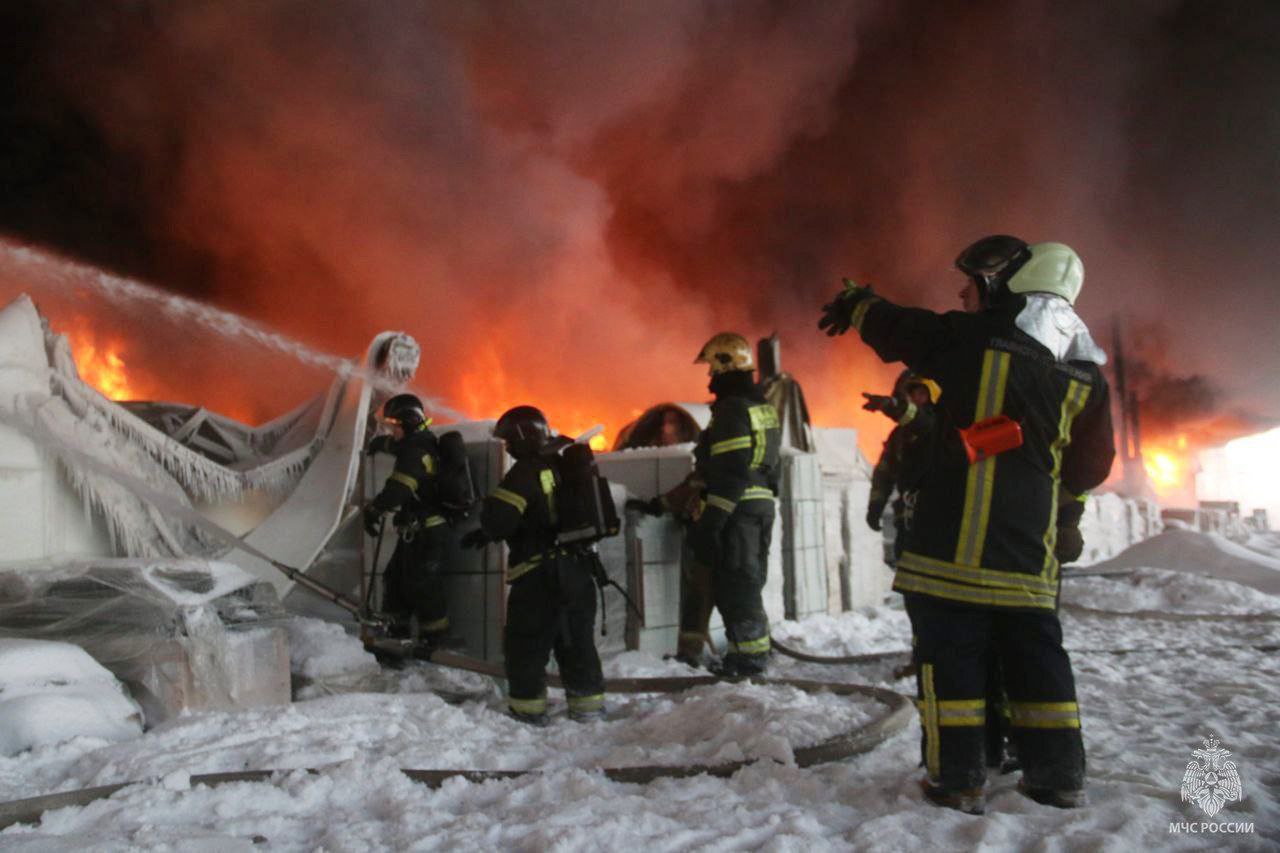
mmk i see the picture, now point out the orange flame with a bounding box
[69,328,134,401]
[1143,449,1182,492]
[1141,435,1199,506]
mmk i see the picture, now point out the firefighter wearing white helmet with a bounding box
[684,332,781,678]
[818,237,1115,813]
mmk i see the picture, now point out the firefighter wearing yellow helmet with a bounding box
[819,236,1115,813]
[684,332,781,677]
[863,370,942,562]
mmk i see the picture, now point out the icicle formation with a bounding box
[364,331,465,420]
[43,323,320,501]
[373,333,420,385]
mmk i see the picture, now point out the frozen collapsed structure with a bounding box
[0,292,1166,733]
[0,292,424,724]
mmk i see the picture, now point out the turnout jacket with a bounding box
[868,400,938,518]
[849,294,1115,610]
[694,388,782,521]
[479,454,563,583]
[370,424,446,528]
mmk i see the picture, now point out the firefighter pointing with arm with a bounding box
[689,333,782,678]
[819,237,1115,813]
[864,370,942,563]
[461,406,607,726]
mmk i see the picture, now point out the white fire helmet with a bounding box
[1007,242,1085,305]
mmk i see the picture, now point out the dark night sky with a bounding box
[1,0,1277,455]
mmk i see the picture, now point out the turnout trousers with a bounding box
[382,523,450,635]
[905,593,1084,792]
[677,539,716,661]
[712,501,774,660]
[503,551,605,717]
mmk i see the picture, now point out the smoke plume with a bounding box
[1,0,1278,459]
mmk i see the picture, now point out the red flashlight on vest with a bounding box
[959,415,1024,464]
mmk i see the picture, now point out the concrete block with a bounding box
[657,453,696,494]
[598,455,660,499]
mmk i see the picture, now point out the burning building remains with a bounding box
[0,281,1176,728]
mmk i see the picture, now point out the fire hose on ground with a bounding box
[0,665,914,832]
[2,417,1273,829]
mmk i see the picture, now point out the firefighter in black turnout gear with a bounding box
[819,237,1115,813]
[867,370,1017,773]
[463,406,606,725]
[363,394,453,646]
[689,333,782,678]
[865,371,942,563]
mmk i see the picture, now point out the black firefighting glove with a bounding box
[460,528,490,550]
[366,434,394,455]
[363,505,385,538]
[818,279,874,337]
[1054,491,1087,564]
[861,392,908,421]
[688,502,730,566]
[625,497,665,517]
[865,501,885,532]
[1055,525,1084,564]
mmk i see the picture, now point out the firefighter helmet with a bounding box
[381,393,427,430]
[955,235,1030,307]
[906,376,942,404]
[694,332,754,375]
[893,369,941,404]
[1006,242,1084,305]
[494,405,551,459]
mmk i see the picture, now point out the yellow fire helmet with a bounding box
[905,376,942,404]
[1007,242,1084,305]
[694,332,755,375]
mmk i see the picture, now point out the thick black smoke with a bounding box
[1,0,1277,450]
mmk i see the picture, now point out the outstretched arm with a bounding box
[819,279,958,368]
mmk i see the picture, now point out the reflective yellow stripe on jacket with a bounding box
[955,349,1011,568]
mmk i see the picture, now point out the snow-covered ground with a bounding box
[2,531,1278,851]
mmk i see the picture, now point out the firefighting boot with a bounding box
[509,709,550,728]
[920,778,986,816]
[673,631,709,668]
[709,652,768,679]
[1017,778,1086,809]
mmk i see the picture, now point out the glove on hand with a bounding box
[625,497,665,517]
[363,505,384,538]
[865,504,885,532]
[861,392,906,420]
[818,279,874,337]
[460,528,490,550]
[1054,525,1084,564]
[366,435,394,456]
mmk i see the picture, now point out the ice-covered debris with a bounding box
[283,617,378,681]
[772,607,912,657]
[1062,566,1280,615]
[370,332,420,384]
[1088,528,1280,596]
[0,638,143,755]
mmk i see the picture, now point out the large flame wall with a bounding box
[2,2,1278,478]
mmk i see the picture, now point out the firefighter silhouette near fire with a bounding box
[820,235,1115,813]
[460,405,620,725]
[362,393,478,657]
[348,235,1113,817]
